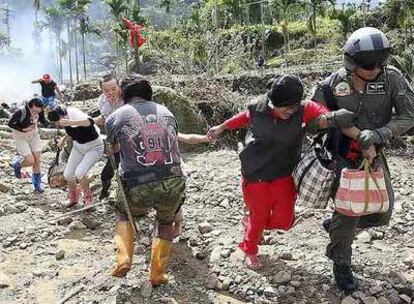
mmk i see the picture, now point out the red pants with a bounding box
[239,175,297,255]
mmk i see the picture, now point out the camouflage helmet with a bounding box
[343,27,391,72]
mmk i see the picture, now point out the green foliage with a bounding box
[267,44,341,67]
[43,5,65,35]
[391,47,414,83]
[329,5,358,39]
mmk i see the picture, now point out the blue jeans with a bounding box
[41,96,57,110]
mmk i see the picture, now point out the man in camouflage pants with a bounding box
[106,75,185,285]
[311,27,414,293]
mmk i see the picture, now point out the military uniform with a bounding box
[311,66,414,266]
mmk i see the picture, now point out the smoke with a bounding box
[0,4,56,106]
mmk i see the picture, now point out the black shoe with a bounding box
[99,180,111,200]
[333,264,358,293]
[322,218,332,233]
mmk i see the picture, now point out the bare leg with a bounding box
[32,152,41,173]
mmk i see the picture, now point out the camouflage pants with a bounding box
[326,152,394,266]
[116,176,186,226]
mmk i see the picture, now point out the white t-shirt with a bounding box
[97,95,124,119]
[66,107,101,134]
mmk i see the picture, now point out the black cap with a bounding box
[267,75,303,107]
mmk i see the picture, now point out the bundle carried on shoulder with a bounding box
[293,135,336,209]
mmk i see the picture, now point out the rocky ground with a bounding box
[0,70,414,304]
[0,129,413,304]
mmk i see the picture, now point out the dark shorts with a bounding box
[116,176,186,225]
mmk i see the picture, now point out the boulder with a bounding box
[153,86,207,134]
[71,82,101,101]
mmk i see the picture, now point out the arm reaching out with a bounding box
[178,133,210,144]
[57,118,94,127]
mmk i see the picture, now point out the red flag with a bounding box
[122,17,146,49]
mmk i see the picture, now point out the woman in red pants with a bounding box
[208,75,355,269]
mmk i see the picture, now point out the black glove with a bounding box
[326,109,356,128]
[357,127,392,149]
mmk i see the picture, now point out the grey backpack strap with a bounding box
[19,106,27,124]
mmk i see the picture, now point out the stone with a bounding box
[220,249,231,259]
[19,243,28,249]
[0,182,10,193]
[206,274,218,289]
[57,217,73,226]
[264,286,277,298]
[341,296,358,304]
[280,252,294,260]
[81,217,100,230]
[272,270,292,284]
[377,297,390,304]
[222,277,232,291]
[235,275,243,284]
[55,249,65,260]
[357,231,372,243]
[369,285,383,295]
[209,246,222,263]
[389,270,408,284]
[68,220,87,231]
[198,222,213,234]
[398,294,411,303]
[290,281,301,288]
[152,86,206,135]
[0,272,10,288]
[140,281,152,298]
[219,198,230,208]
[322,284,330,291]
[362,297,379,304]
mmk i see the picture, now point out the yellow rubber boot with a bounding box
[111,222,134,277]
[150,238,172,286]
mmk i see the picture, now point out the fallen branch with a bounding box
[37,201,110,226]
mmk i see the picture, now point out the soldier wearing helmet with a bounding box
[311,27,414,292]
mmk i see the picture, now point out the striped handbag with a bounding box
[334,159,389,217]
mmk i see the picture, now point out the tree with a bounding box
[301,0,335,56]
[43,5,65,83]
[383,0,414,51]
[105,0,129,71]
[33,0,41,23]
[274,0,300,54]
[329,4,357,40]
[80,16,101,79]
[56,0,91,85]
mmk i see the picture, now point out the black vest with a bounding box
[65,124,99,144]
[239,96,304,181]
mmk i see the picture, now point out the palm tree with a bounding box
[329,4,356,40]
[301,0,335,56]
[399,2,414,50]
[274,0,300,54]
[44,5,65,83]
[56,0,91,85]
[105,0,129,71]
[33,0,41,23]
[80,16,101,79]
